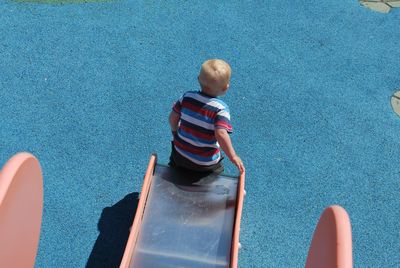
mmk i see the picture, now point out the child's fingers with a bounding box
[239,163,245,174]
[240,163,245,173]
[234,159,245,174]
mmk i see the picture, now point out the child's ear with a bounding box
[223,83,230,92]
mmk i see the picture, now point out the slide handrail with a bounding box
[230,171,245,268]
[120,154,157,268]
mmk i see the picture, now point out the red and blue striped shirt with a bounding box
[172,91,233,166]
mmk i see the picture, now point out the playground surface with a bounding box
[1,1,399,267]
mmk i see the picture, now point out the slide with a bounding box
[120,154,245,268]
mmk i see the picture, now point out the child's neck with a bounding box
[201,88,219,98]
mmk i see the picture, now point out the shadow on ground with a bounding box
[86,192,139,268]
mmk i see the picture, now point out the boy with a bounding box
[169,59,245,174]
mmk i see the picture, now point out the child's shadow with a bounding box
[86,192,139,268]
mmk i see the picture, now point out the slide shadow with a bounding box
[86,192,139,268]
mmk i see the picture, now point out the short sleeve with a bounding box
[172,94,184,114]
[215,108,233,133]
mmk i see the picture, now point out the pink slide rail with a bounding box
[120,155,157,267]
[306,205,353,268]
[0,152,43,268]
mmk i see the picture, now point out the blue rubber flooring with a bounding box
[1,1,399,267]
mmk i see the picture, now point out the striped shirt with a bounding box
[172,91,233,166]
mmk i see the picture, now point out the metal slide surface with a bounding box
[130,164,239,268]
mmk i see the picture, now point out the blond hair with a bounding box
[198,59,231,95]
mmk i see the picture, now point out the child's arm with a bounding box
[169,110,180,134]
[215,128,245,174]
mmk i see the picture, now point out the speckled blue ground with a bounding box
[1,1,400,267]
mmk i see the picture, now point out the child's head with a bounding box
[198,59,231,97]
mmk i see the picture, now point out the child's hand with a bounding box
[231,155,245,174]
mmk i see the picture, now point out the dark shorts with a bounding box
[169,142,224,174]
